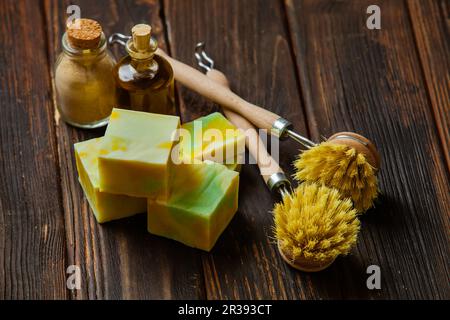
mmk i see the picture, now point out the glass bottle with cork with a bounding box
[54,18,116,128]
[113,24,176,115]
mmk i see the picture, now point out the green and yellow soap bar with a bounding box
[148,162,239,251]
[179,112,245,167]
[98,108,180,199]
[74,137,147,223]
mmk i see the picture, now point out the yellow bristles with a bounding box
[294,142,378,213]
[274,183,360,264]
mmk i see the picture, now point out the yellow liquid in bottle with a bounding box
[114,54,175,115]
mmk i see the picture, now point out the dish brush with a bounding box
[195,45,360,271]
[158,44,381,213]
[294,134,379,212]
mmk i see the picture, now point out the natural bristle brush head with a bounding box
[274,183,360,272]
[294,132,380,213]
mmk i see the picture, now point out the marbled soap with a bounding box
[74,137,147,223]
[98,108,180,199]
[179,112,245,165]
[147,162,239,251]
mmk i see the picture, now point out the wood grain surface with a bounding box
[407,0,450,170]
[0,0,448,300]
[285,0,449,299]
[0,0,67,299]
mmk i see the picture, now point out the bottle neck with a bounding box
[125,36,158,59]
[126,37,160,76]
[62,32,107,63]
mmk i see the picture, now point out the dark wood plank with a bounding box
[407,0,450,170]
[162,0,355,299]
[285,0,450,299]
[43,0,204,299]
[0,0,68,299]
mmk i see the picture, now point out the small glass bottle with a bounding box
[54,19,116,128]
[113,24,175,115]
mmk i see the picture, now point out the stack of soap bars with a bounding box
[74,108,245,251]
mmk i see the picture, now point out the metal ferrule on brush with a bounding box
[266,172,291,197]
[272,118,316,148]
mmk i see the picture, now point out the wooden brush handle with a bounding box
[157,49,280,131]
[206,69,284,184]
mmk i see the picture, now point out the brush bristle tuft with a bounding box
[294,142,378,213]
[274,183,360,263]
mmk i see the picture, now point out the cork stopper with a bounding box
[132,24,151,51]
[327,132,381,169]
[67,18,102,49]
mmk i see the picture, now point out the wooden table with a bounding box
[0,0,448,300]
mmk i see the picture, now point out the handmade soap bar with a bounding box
[179,112,245,165]
[74,137,147,223]
[98,108,180,199]
[148,162,239,251]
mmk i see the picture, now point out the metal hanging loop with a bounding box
[195,42,214,72]
[108,33,131,47]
